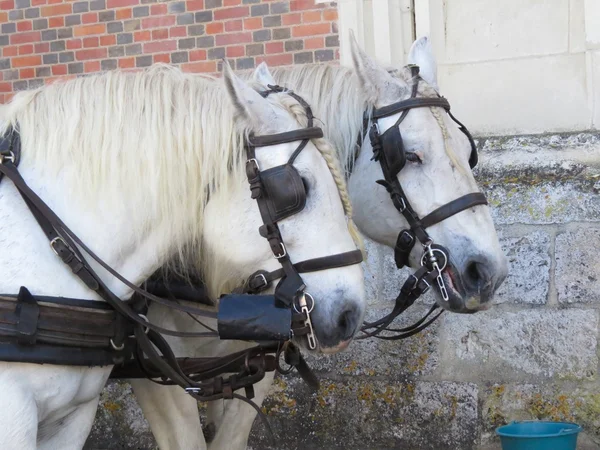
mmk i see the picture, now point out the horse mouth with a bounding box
[438,263,488,313]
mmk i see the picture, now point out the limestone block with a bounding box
[440,309,598,380]
[444,0,569,62]
[249,378,479,450]
[555,227,600,304]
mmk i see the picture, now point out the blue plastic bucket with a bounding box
[496,421,582,450]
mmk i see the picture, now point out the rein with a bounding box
[359,66,487,340]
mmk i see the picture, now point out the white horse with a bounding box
[0,62,366,449]
[129,36,508,450]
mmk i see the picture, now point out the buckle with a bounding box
[246,158,260,171]
[397,230,414,249]
[249,273,268,291]
[49,236,68,256]
[273,242,287,259]
[0,150,15,164]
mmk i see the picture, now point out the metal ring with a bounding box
[421,248,448,272]
[110,338,125,351]
[138,314,150,334]
[293,292,315,314]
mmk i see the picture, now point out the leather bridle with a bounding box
[360,66,488,339]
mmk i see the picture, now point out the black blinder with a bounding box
[261,163,307,222]
[379,126,407,176]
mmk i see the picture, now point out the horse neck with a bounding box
[0,161,174,301]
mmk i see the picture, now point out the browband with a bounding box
[420,193,488,229]
[247,127,324,147]
[372,97,451,119]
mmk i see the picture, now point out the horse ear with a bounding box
[349,30,408,105]
[253,62,277,87]
[408,36,438,91]
[222,60,281,132]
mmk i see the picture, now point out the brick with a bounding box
[293,51,312,64]
[81,12,97,23]
[12,55,41,67]
[207,46,224,60]
[50,40,65,51]
[41,3,71,16]
[65,15,81,26]
[18,44,34,54]
[123,19,140,31]
[3,46,18,57]
[141,16,175,28]
[49,16,64,27]
[282,12,300,25]
[2,69,18,80]
[195,35,213,47]
[304,36,323,49]
[83,36,98,47]
[186,0,203,9]
[151,28,167,39]
[332,21,337,33]
[99,10,115,22]
[143,40,176,53]
[74,24,105,36]
[13,80,28,91]
[15,0,30,8]
[0,82,11,93]
[84,60,100,72]
[181,61,215,72]
[213,6,247,20]
[19,67,34,78]
[124,43,141,55]
[66,38,82,49]
[43,53,58,64]
[170,51,187,63]
[235,56,253,69]
[153,53,169,63]
[100,58,117,69]
[270,1,288,14]
[107,0,137,7]
[255,52,291,66]
[0,35,8,46]
[108,45,124,57]
[265,41,282,53]
[149,3,166,14]
[73,1,89,13]
[242,0,259,4]
[243,17,261,29]
[178,37,195,49]
[226,44,244,57]
[52,64,68,75]
[272,27,290,39]
[204,0,220,8]
[315,48,334,62]
[16,20,33,32]
[116,33,133,44]
[188,24,204,35]
[57,28,72,39]
[106,21,123,33]
[302,10,321,22]
[167,1,185,13]
[290,0,324,11]
[24,8,39,19]
[34,42,49,52]
[263,14,280,27]
[33,18,48,29]
[35,66,51,77]
[205,22,222,34]
[75,48,106,60]
[135,54,152,67]
[176,12,193,25]
[188,48,205,60]
[323,9,337,21]
[67,62,83,73]
[116,8,132,19]
[250,3,267,16]
[100,35,116,46]
[223,0,240,5]
[10,31,41,44]
[118,57,135,68]
[134,30,150,41]
[28,78,43,89]
[252,29,270,42]
[169,26,186,37]
[58,51,74,62]
[89,0,104,10]
[1,23,17,34]
[292,23,329,37]
[215,31,250,45]
[284,39,302,51]
[9,10,24,20]
[325,34,338,47]
[194,10,212,22]
[245,42,262,55]
[2,0,15,8]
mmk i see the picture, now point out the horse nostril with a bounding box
[464,260,491,291]
[337,305,360,341]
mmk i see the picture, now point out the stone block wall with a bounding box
[0,0,339,103]
[85,131,600,449]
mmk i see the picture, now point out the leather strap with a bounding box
[248,127,323,147]
[420,193,488,229]
[372,97,450,119]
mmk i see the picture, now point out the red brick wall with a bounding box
[0,0,339,102]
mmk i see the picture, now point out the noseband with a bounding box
[360,66,488,339]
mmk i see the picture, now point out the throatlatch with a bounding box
[360,66,488,340]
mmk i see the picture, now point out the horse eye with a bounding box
[406,152,423,164]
